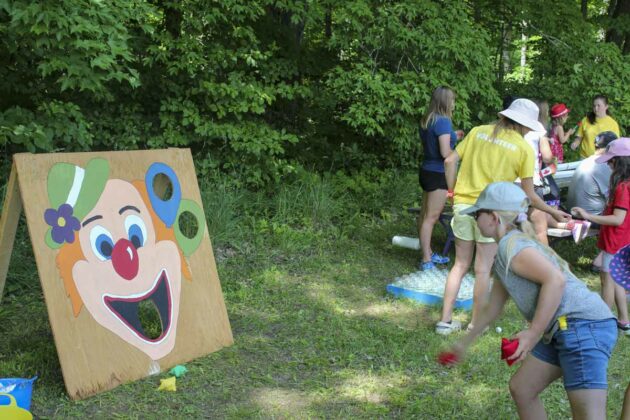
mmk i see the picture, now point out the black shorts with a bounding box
[419,169,447,192]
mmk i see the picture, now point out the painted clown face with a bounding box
[72,179,181,360]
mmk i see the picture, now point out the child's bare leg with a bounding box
[439,239,474,324]
[567,389,608,420]
[509,355,562,419]
[470,241,497,328]
[546,212,559,229]
[416,195,428,243]
[601,271,615,308]
[621,384,630,419]
[593,251,603,268]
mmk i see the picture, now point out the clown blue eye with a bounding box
[124,214,147,249]
[89,226,114,261]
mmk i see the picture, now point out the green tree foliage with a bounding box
[136,0,307,185]
[1,0,629,185]
[472,0,630,131]
[0,0,148,152]
[314,1,498,170]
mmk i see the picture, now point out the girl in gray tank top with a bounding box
[444,182,616,420]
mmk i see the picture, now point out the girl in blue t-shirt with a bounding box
[417,86,463,270]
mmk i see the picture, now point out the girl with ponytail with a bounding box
[417,86,461,270]
[570,95,620,158]
[444,182,616,419]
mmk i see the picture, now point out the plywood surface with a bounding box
[14,149,233,399]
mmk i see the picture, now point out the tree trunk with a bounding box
[520,32,527,82]
[325,9,332,38]
[606,0,630,52]
[498,25,512,83]
[581,0,588,19]
[152,0,182,39]
[608,0,619,17]
[164,8,182,39]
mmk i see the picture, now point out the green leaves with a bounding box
[3,0,153,98]
[2,0,629,187]
[316,0,497,169]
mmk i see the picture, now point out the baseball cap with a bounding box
[595,131,618,150]
[595,138,630,163]
[459,182,530,216]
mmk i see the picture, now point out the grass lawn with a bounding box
[1,172,628,418]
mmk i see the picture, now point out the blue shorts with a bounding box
[532,318,617,391]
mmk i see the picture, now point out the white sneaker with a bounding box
[435,320,462,335]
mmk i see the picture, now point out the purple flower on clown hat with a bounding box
[44,203,81,244]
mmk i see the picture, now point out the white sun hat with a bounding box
[498,98,545,132]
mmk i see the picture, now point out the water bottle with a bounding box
[392,236,420,250]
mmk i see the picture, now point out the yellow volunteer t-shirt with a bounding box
[454,124,534,205]
[577,115,620,158]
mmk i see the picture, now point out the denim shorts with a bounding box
[532,318,617,390]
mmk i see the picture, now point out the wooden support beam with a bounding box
[0,163,23,303]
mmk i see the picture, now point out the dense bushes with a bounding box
[1,0,629,186]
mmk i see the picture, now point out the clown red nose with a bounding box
[111,238,139,280]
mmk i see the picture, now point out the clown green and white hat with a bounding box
[45,158,110,249]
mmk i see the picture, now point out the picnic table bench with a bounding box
[552,161,580,189]
[547,227,599,246]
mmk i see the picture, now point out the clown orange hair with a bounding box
[57,179,192,317]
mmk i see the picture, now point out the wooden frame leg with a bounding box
[0,163,23,303]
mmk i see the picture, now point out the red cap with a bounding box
[550,103,570,118]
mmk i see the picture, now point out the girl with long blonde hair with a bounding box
[417,86,461,270]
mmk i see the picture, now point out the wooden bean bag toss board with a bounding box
[0,149,233,399]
